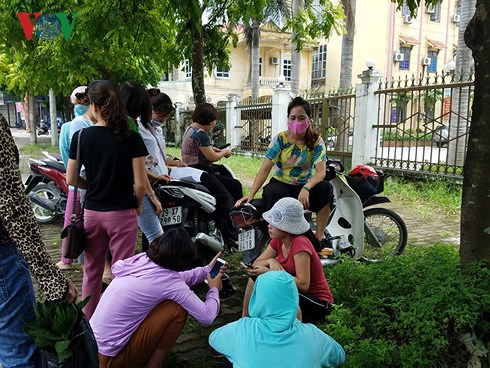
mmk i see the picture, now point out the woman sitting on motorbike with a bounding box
[236,96,333,245]
[181,103,243,242]
[242,197,334,324]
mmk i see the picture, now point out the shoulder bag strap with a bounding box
[71,129,83,222]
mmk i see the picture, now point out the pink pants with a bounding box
[82,208,138,319]
[60,189,82,264]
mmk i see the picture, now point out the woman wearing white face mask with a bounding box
[235,97,333,245]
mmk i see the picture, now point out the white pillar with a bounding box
[271,85,290,138]
[226,94,240,148]
[49,89,58,146]
[351,68,383,166]
[174,102,183,145]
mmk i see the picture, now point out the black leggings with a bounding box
[262,178,333,213]
[298,291,333,323]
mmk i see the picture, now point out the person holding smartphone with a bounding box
[242,197,334,324]
[91,228,226,368]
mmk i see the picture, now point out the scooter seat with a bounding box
[166,180,210,194]
[44,160,66,173]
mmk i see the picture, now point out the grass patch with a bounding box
[383,176,461,216]
[323,244,490,367]
[19,143,60,156]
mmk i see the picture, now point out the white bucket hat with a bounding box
[262,197,310,235]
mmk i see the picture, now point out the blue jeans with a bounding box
[0,242,39,367]
[137,195,164,244]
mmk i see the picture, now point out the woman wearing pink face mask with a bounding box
[236,97,333,244]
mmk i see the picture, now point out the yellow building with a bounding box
[158,22,314,108]
[325,0,460,90]
[158,0,461,106]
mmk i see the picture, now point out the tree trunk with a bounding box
[337,0,356,151]
[251,20,261,101]
[447,0,475,166]
[49,89,58,146]
[460,0,490,267]
[190,22,206,105]
[290,0,303,96]
[27,92,37,144]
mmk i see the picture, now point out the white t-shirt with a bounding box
[138,121,169,176]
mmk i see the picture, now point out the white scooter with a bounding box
[231,160,408,266]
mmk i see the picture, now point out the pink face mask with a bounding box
[288,120,310,135]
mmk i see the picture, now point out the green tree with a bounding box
[395,0,490,268]
[244,0,290,100]
[0,0,174,96]
[286,0,345,95]
[168,0,266,105]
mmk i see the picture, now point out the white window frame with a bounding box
[283,59,292,81]
[215,67,230,78]
[184,60,192,78]
[312,45,327,80]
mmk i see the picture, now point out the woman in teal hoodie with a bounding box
[209,271,345,368]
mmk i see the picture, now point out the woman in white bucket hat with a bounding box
[242,197,334,323]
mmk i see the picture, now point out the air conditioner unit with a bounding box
[403,15,413,24]
[426,4,435,14]
[394,53,405,62]
[270,57,279,65]
[422,57,432,66]
[452,14,460,23]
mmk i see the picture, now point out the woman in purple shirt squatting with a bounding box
[90,228,226,368]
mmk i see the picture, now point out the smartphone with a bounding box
[209,258,226,278]
[240,261,253,269]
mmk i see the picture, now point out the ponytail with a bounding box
[87,80,130,140]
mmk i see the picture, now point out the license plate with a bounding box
[238,229,255,252]
[160,206,182,226]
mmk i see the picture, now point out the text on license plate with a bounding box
[238,229,255,252]
[161,206,182,226]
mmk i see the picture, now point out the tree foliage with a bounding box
[0,0,175,97]
[285,0,345,53]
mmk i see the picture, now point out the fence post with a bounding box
[174,102,183,145]
[272,85,290,138]
[226,94,240,148]
[352,68,383,166]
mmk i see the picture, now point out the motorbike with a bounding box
[231,160,408,266]
[25,151,68,224]
[37,120,50,135]
[152,162,238,298]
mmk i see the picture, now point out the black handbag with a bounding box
[61,130,86,259]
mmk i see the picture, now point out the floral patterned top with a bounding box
[265,131,327,185]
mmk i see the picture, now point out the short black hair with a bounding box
[192,102,217,126]
[146,228,197,271]
[120,81,152,128]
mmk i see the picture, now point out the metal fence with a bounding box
[373,72,473,180]
[236,98,273,154]
[305,89,356,165]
